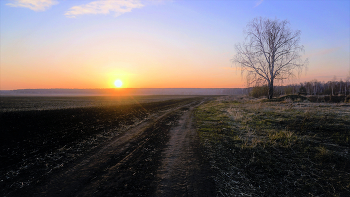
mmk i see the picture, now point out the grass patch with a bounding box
[195,96,350,196]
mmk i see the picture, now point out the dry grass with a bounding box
[195,96,350,196]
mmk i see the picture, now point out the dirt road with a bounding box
[4,97,215,196]
[155,103,215,196]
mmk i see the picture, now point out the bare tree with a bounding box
[233,17,308,99]
[330,76,337,96]
[311,79,318,95]
[346,81,348,96]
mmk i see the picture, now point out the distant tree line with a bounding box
[249,78,350,98]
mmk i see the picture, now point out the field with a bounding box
[2,95,350,196]
[195,96,350,196]
[1,95,215,196]
[0,95,195,112]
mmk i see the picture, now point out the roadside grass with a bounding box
[195,96,350,196]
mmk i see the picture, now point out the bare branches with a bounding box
[232,17,307,98]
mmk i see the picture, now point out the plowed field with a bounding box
[1,96,216,196]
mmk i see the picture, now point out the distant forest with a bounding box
[250,79,350,98]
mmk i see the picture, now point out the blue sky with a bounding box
[1,0,349,89]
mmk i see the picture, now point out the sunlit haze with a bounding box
[1,0,349,90]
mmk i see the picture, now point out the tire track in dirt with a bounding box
[1,98,196,196]
[155,101,216,197]
[12,98,210,196]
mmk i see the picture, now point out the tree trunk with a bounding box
[268,80,274,99]
[331,86,334,96]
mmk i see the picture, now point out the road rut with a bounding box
[156,103,215,196]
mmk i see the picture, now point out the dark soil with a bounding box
[1,96,216,196]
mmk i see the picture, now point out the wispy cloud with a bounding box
[64,0,144,18]
[6,0,58,11]
[254,0,263,7]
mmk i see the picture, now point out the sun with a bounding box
[114,79,123,88]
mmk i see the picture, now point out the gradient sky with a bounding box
[1,0,349,90]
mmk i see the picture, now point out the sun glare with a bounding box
[114,79,123,88]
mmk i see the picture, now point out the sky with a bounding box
[1,0,349,90]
